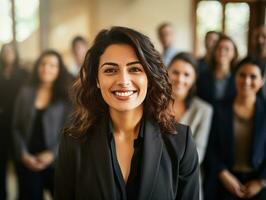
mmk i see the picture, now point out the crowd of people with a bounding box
[0,23,265,200]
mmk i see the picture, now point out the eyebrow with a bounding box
[100,61,141,68]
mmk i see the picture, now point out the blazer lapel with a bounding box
[86,118,116,200]
[251,98,265,164]
[138,118,163,200]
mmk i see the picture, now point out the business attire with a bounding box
[197,57,209,76]
[179,97,213,200]
[55,116,199,200]
[197,69,235,108]
[12,85,70,200]
[179,97,213,164]
[0,67,28,200]
[205,97,266,200]
[162,46,178,67]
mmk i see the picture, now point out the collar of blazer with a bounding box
[86,116,163,200]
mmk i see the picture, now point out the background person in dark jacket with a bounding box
[12,50,71,200]
[55,26,199,200]
[205,56,266,200]
[0,43,28,200]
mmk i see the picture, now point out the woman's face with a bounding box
[97,44,148,113]
[1,44,16,65]
[168,59,196,100]
[38,55,60,84]
[215,39,235,67]
[235,63,264,98]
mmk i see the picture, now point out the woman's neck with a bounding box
[234,94,256,119]
[215,64,230,80]
[2,64,13,78]
[110,106,143,139]
[39,82,53,90]
[172,98,186,121]
[235,94,256,107]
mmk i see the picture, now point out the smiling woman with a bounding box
[206,56,266,200]
[55,26,200,200]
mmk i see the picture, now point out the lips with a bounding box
[114,91,134,97]
[111,90,137,100]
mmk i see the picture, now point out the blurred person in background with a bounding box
[12,50,71,200]
[206,56,266,200]
[253,26,266,100]
[0,43,28,200]
[198,31,220,75]
[157,22,178,67]
[168,52,213,200]
[197,35,238,108]
[69,36,88,77]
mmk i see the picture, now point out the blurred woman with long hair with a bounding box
[12,50,71,200]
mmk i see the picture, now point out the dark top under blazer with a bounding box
[210,97,266,178]
[55,116,199,200]
[12,86,70,161]
[197,69,235,107]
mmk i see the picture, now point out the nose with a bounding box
[117,69,130,86]
[243,76,251,86]
[176,74,185,84]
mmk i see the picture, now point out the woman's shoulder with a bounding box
[16,85,36,102]
[163,123,196,159]
[190,97,213,112]
[59,131,83,152]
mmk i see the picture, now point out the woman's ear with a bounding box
[97,81,100,88]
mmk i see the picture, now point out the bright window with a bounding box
[15,0,39,42]
[0,0,39,47]
[0,0,13,45]
[225,3,250,58]
[196,0,250,58]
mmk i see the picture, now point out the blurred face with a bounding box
[1,44,16,65]
[38,55,60,84]
[73,41,87,66]
[235,64,264,98]
[159,25,174,49]
[98,44,148,113]
[255,27,266,56]
[205,32,219,52]
[168,60,196,100]
[215,39,235,67]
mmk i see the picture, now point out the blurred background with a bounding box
[1,0,266,199]
[1,0,265,69]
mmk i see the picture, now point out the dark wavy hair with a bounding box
[168,52,198,108]
[31,50,71,102]
[234,55,266,78]
[210,34,238,72]
[66,26,176,138]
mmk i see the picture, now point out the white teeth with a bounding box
[115,91,134,97]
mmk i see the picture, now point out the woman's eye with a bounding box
[104,68,117,73]
[184,73,190,77]
[250,74,257,80]
[129,67,142,72]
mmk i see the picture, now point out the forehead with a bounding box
[99,44,138,64]
[238,63,261,74]
[170,60,195,72]
[218,39,234,48]
[206,32,219,39]
[256,27,266,36]
[41,54,59,63]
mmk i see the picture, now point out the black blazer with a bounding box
[197,69,235,107]
[204,97,266,200]
[12,86,70,161]
[55,117,199,200]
